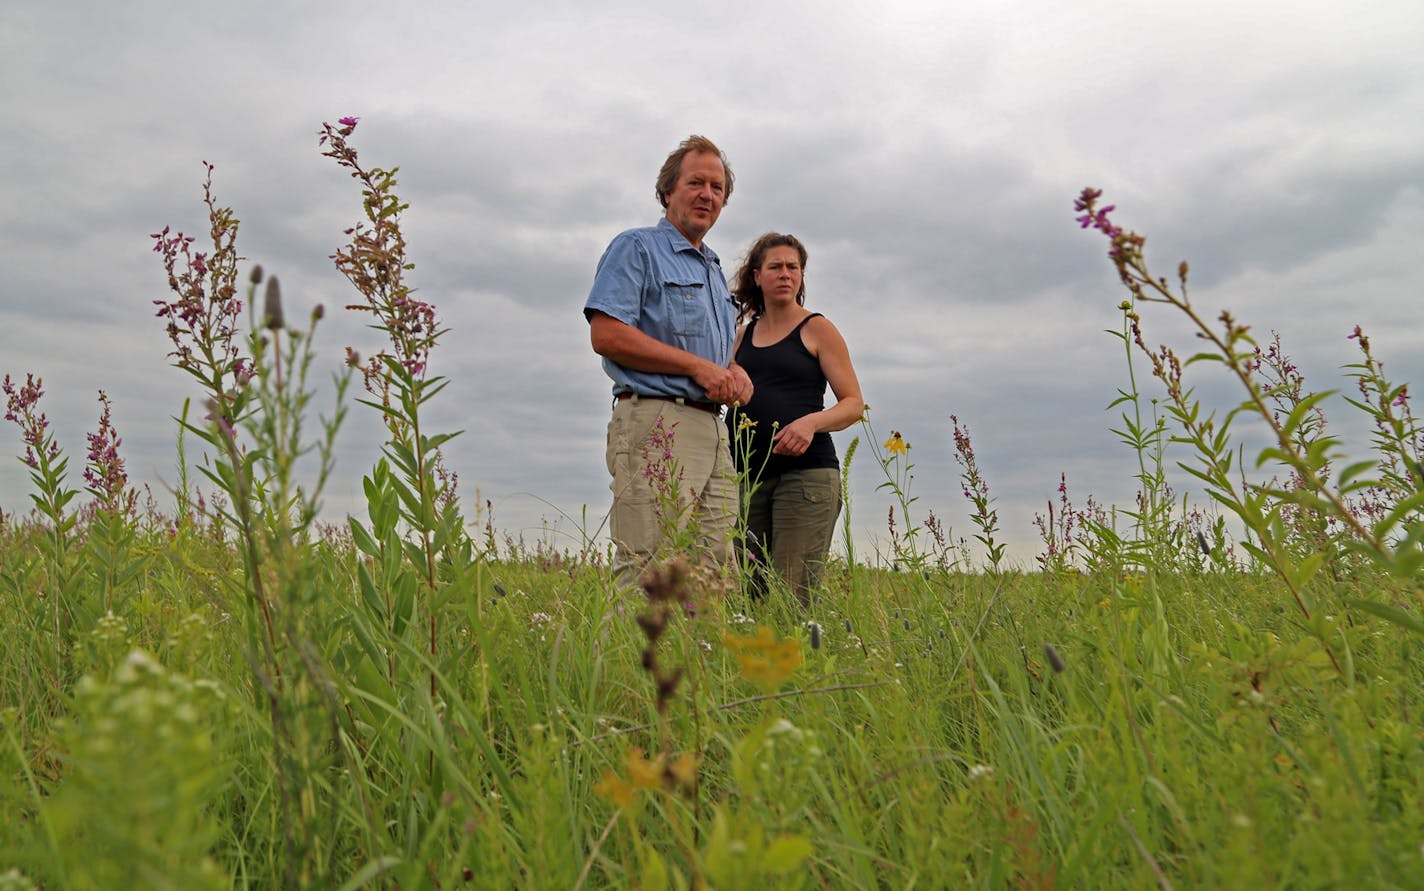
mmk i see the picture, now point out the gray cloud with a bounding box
[3,0,1421,566]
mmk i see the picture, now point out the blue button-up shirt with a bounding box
[584,218,736,401]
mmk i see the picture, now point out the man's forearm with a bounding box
[589,314,708,378]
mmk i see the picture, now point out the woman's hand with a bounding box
[771,415,819,456]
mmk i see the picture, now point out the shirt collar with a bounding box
[656,217,720,265]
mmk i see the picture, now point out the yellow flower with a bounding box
[594,771,636,807]
[625,747,664,791]
[595,747,672,808]
[722,626,804,689]
[884,431,909,456]
[668,752,700,790]
[737,415,758,431]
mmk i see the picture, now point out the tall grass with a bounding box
[0,139,1420,889]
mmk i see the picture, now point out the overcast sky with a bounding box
[3,0,1421,567]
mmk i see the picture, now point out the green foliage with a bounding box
[44,650,229,890]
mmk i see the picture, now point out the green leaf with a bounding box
[357,561,384,618]
[391,573,416,637]
[1281,390,1335,438]
[1348,600,1424,637]
[640,847,669,891]
[762,835,814,874]
[702,807,734,886]
[1185,351,1225,365]
[1289,551,1325,591]
[349,517,381,559]
[1337,459,1379,490]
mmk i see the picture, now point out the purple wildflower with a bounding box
[203,397,237,441]
[84,390,136,516]
[3,373,55,469]
[640,416,683,490]
[151,163,245,383]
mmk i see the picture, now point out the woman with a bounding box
[726,233,864,609]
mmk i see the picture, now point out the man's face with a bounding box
[663,151,727,246]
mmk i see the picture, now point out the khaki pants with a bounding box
[605,397,737,590]
[741,466,842,609]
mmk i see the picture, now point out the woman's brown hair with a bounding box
[730,232,808,324]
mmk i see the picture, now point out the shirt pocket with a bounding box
[664,279,707,338]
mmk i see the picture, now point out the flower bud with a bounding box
[263,276,285,330]
[248,264,264,284]
[807,621,822,651]
[1043,643,1065,674]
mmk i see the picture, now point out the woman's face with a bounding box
[753,245,803,306]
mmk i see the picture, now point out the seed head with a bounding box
[636,610,667,643]
[807,621,822,650]
[640,557,692,603]
[1043,643,1066,674]
[263,276,285,330]
[656,668,682,703]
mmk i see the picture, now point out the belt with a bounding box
[614,392,722,415]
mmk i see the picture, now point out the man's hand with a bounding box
[696,361,753,406]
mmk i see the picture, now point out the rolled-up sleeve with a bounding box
[584,233,647,326]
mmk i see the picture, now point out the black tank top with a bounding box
[726,313,839,479]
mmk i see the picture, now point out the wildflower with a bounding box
[337,116,360,128]
[83,390,136,515]
[884,431,909,456]
[967,764,994,781]
[151,164,245,380]
[639,416,684,491]
[202,398,236,441]
[3,373,56,469]
[668,752,700,790]
[593,772,636,808]
[624,747,664,790]
[723,626,803,689]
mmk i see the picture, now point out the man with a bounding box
[584,135,753,588]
